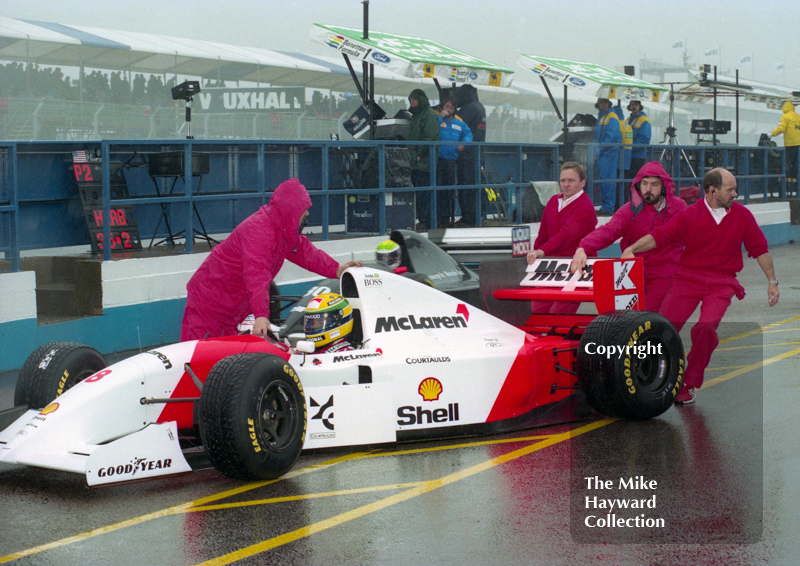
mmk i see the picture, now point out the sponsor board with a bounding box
[195,87,305,113]
[512,226,532,257]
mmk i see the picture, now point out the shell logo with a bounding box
[40,403,59,415]
[418,378,443,402]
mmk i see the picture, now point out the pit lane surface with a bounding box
[1,243,798,566]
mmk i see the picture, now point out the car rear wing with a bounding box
[479,257,644,333]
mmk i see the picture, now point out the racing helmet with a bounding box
[376,239,402,269]
[304,292,354,348]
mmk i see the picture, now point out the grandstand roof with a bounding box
[0,16,331,86]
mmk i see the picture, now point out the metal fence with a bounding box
[0,138,795,273]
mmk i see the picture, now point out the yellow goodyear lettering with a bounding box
[670,358,685,398]
[644,321,651,332]
[247,418,262,453]
[57,370,70,396]
[624,353,636,394]
[283,364,304,393]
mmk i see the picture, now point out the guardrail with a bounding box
[0,139,794,272]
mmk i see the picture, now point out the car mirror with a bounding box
[295,340,316,354]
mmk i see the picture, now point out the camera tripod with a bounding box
[658,84,697,179]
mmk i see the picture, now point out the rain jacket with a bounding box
[438,113,473,161]
[771,100,800,147]
[628,110,652,159]
[579,161,686,280]
[408,89,440,172]
[453,84,487,143]
[593,106,622,160]
[184,178,339,325]
[614,106,633,171]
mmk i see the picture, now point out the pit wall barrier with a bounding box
[1,205,795,374]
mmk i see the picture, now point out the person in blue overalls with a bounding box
[594,98,622,215]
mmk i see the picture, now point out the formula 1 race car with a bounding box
[0,258,684,487]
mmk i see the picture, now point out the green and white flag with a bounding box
[311,24,514,87]
[518,55,667,102]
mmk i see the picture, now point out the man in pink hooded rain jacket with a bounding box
[181,178,361,341]
[570,161,687,311]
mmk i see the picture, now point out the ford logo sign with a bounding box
[569,77,586,87]
[372,52,391,64]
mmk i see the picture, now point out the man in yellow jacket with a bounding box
[769,100,800,196]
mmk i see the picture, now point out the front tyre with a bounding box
[577,310,684,419]
[199,353,306,481]
[15,342,108,409]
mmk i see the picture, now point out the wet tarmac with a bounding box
[1,243,798,566]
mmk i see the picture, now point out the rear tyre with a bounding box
[15,342,108,409]
[199,353,306,481]
[577,310,684,419]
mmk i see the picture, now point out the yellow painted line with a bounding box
[715,341,800,352]
[195,418,616,566]
[0,503,194,564]
[718,314,800,345]
[703,346,800,388]
[0,450,378,565]
[360,433,563,458]
[189,482,426,512]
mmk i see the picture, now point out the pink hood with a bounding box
[268,178,313,248]
[628,161,677,211]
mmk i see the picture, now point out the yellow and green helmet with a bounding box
[376,239,402,269]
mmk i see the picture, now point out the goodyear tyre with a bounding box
[576,310,684,419]
[199,353,306,481]
[15,342,108,409]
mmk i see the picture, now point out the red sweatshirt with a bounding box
[534,191,598,256]
[579,161,686,280]
[650,199,768,277]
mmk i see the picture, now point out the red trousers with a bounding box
[644,275,673,313]
[658,270,741,389]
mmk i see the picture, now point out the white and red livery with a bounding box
[0,260,684,486]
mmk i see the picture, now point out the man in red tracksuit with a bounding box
[571,161,687,311]
[621,168,780,404]
[181,178,361,341]
[527,161,598,314]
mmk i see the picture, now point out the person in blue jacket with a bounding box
[626,100,652,180]
[594,98,622,215]
[613,104,632,185]
[418,96,472,227]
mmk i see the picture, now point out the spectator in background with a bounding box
[614,104,633,193]
[526,162,597,314]
[408,88,440,231]
[453,84,487,227]
[768,100,800,197]
[435,96,472,227]
[570,161,687,312]
[627,100,652,180]
[594,98,622,216]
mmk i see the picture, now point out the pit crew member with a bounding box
[570,161,687,311]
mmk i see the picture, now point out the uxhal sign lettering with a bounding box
[195,87,305,113]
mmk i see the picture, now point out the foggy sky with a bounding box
[2,0,797,87]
